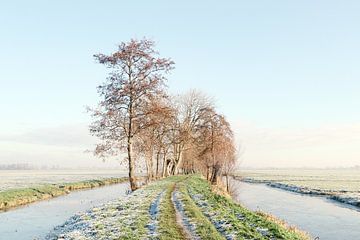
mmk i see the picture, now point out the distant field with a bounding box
[0,170,127,192]
[236,169,360,207]
[237,169,360,192]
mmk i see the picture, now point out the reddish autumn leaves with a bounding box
[89,39,236,190]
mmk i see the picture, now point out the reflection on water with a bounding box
[232,180,360,240]
[0,183,129,240]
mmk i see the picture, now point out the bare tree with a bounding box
[89,39,174,191]
[196,110,228,181]
[88,39,239,190]
[135,98,174,181]
[223,144,242,194]
[170,90,214,175]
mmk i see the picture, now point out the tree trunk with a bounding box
[210,165,219,184]
[162,152,168,177]
[174,145,183,174]
[226,175,229,192]
[156,151,160,178]
[145,157,150,182]
[206,166,211,181]
[168,160,175,175]
[127,136,137,191]
[127,93,138,191]
[146,151,153,181]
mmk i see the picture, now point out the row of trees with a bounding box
[89,39,237,191]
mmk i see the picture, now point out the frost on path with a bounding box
[147,190,165,237]
[171,189,201,240]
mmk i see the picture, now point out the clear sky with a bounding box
[0,0,359,168]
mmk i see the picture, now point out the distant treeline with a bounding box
[0,163,60,170]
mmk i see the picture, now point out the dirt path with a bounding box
[147,190,165,237]
[171,184,201,240]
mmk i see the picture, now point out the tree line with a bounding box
[88,39,237,191]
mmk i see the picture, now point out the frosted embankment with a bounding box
[238,177,360,208]
[46,175,309,240]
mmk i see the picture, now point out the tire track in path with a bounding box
[147,190,165,237]
[171,184,201,240]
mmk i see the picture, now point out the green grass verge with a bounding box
[0,177,127,211]
[177,181,225,239]
[183,175,310,240]
[158,180,186,240]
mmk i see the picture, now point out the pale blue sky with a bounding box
[0,1,359,168]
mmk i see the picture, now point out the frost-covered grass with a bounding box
[182,176,309,240]
[47,175,309,240]
[176,181,223,239]
[236,169,360,208]
[237,169,360,191]
[47,177,174,240]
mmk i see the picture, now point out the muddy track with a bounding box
[171,183,201,240]
[147,190,165,237]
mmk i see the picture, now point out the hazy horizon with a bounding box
[1,1,359,169]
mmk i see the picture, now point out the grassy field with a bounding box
[0,170,126,192]
[47,175,310,240]
[236,169,360,207]
[0,170,128,211]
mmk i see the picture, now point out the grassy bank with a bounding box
[180,176,309,239]
[0,177,127,211]
[47,175,310,240]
